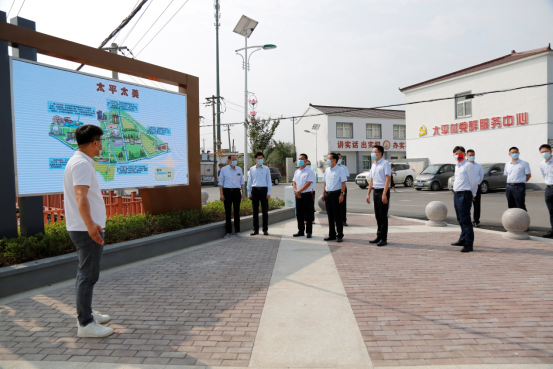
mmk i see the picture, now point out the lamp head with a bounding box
[262,44,277,50]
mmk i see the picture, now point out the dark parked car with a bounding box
[448,162,507,193]
[269,167,281,185]
[415,163,455,191]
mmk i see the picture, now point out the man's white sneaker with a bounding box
[77,321,114,338]
[224,233,232,239]
[93,311,111,324]
[235,232,242,238]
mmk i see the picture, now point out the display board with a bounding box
[11,58,188,196]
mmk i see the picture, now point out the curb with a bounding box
[0,208,295,299]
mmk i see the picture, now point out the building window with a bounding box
[393,125,406,140]
[336,123,353,138]
[366,124,381,139]
[363,156,371,170]
[340,155,347,166]
[456,92,472,118]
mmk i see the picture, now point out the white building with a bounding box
[401,44,553,187]
[295,104,406,179]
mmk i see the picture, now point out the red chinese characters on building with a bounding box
[503,115,514,127]
[459,122,468,132]
[368,141,374,148]
[480,118,489,130]
[441,124,449,134]
[433,126,440,135]
[516,112,528,125]
[352,141,359,148]
[121,87,129,96]
[399,142,405,149]
[132,89,139,98]
[345,141,351,148]
[450,123,459,134]
[468,120,478,131]
[393,142,399,149]
[361,141,367,149]
[374,141,381,146]
[337,141,344,149]
[96,82,105,92]
[109,84,117,94]
[429,112,527,138]
[491,117,501,129]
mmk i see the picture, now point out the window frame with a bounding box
[366,123,382,139]
[336,122,353,139]
[455,91,473,119]
[393,125,406,140]
[362,156,371,170]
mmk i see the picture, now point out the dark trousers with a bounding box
[546,187,553,230]
[223,188,241,233]
[325,191,343,238]
[341,187,348,223]
[69,231,104,327]
[454,191,474,246]
[297,192,314,234]
[506,184,526,211]
[373,188,390,241]
[252,187,269,232]
[472,184,482,223]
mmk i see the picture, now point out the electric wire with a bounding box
[130,0,173,52]
[16,0,24,16]
[198,81,553,128]
[117,0,154,47]
[6,0,16,18]
[134,0,190,57]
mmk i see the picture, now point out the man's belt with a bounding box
[507,183,525,187]
[453,190,471,194]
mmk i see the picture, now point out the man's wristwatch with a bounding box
[341,192,345,195]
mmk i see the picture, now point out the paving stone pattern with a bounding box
[0,235,280,366]
[318,213,424,227]
[330,230,553,366]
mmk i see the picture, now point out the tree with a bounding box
[247,117,280,158]
[266,141,296,166]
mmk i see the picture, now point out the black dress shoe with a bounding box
[451,241,465,246]
[337,237,343,243]
[250,231,259,236]
[343,222,348,226]
[542,231,553,238]
[306,233,312,238]
[324,236,336,241]
[293,233,305,237]
[369,238,381,244]
[460,246,473,253]
[263,231,269,236]
[377,240,387,247]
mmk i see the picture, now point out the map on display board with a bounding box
[11,59,188,196]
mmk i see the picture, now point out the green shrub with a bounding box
[0,197,285,268]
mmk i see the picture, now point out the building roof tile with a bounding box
[309,104,405,119]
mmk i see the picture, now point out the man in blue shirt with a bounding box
[467,149,484,228]
[504,147,531,211]
[539,144,553,238]
[218,155,245,239]
[247,152,272,236]
[365,145,391,247]
[337,153,350,226]
[451,146,478,253]
[293,154,316,238]
[322,153,347,242]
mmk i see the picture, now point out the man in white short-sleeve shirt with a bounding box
[63,124,113,338]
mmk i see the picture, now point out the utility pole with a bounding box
[292,116,296,156]
[202,138,206,152]
[227,126,231,153]
[206,96,221,187]
[214,0,222,150]
[101,43,131,79]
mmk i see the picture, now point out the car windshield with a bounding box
[482,165,493,172]
[421,165,441,175]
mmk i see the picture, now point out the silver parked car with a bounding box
[391,162,415,187]
[355,171,371,189]
[448,163,507,194]
[415,164,455,191]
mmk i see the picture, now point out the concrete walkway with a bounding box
[1,214,553,369]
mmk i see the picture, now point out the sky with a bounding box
[2,0,553,153]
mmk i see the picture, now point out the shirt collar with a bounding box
[457,159,467,167]
[75,150,94,164]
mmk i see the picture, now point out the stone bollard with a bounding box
[317,195,327,214]
[201,190,209,206]
[425,201,448,227]
[502,208,530,240]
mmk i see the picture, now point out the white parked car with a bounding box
[355,171,371,189]
[390,162,415,187]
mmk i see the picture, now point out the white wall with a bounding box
[295,107,329,181]
[405,52,553,185]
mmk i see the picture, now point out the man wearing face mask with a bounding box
[539,144,553,238]
[247,152,272,236]
[323,153,347,242]
[504,147,531,211]
[219,155,246,239]
[451,146,478,253]
[466,149,484,228]
[64,125,113,338]
[365,145,391,247]
[293,154,316,238]
[337,153,350,226]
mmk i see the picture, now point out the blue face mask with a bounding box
[337,159,342,165]
[468,156,475,162]
[257,159,264,165]
[298,160,304,166]
[542,152,551,159]
[231,160,237,166]
[371,153,377,160]
[511,153,519,160]
[326,160,332,166]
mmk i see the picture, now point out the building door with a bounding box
[363,156,371,170]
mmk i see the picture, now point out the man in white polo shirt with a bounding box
[64,125,113,338]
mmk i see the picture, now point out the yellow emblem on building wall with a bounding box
[418,125,427,137]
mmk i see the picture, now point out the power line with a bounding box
[6,0,16,18]
[117,0,154,46]
[16,0,24,16]
[199,81,553,128]
[130,0,173,52]
[134,0,190,57]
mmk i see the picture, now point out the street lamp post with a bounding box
[304,123,320,183]
[233,15,276,195]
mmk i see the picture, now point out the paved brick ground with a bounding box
[330,230,553,367]
[0,235,280,366]
[318,213,424,227]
